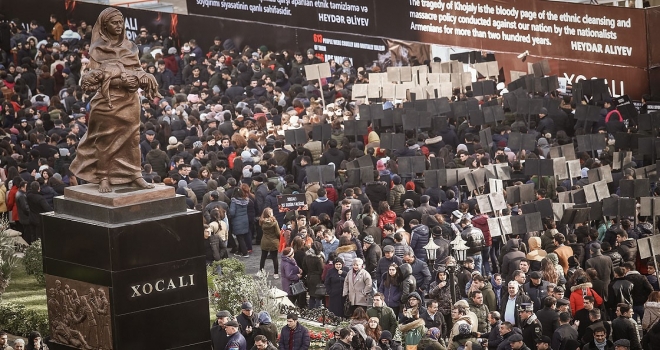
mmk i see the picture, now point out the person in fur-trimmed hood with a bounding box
[569,275,603,317]
[335,237,358,269]
[642,292,660,335]
[398,305,427,349]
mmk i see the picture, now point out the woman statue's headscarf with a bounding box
[91,7,126,47]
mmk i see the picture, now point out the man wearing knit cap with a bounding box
[401,181,421,208]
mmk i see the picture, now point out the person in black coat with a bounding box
[622,262,653,321]
[483,314,503,350]
[536,109,555,137]
[237,302,260,350]
[519,304,544,350]
[211,311,231,350]
[400,200,422,230]
[535,297,559,339]
[26,181,51,242]
[309,187,334,219]
[611,304,641,350]
[499,282,532,327]
[365,174,389,210]
[400,182,420,208]
[320,139,345,171]
[551,312,577,350]
[325,258,349,318]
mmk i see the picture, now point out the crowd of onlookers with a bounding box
[0,11,659,350]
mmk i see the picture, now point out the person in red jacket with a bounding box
[471,208,493,275]
[6,176,20,230]
[569,274,603,316]
[377,201,397,229]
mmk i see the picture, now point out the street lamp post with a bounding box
[424,240,440,273]
[446,257,457,305]
[447,236,469,304]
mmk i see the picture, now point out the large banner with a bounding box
[187,0,647,68]
[0,0,386,70]
[1,0,654,98]
[186,0,378,36]
[376,0,647,68]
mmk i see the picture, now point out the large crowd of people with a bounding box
[0,10,659,350]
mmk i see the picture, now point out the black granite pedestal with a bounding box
[41,184,211,350]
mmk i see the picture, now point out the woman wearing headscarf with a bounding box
[527,237,547,272]
[325,257,349,318]
[280,247,304,307]
[303,241,326,309]
[537,138,551,158]
[69,8,159,192]
[254,311,278,344]
[417,328,446,350]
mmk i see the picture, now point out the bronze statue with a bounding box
[70,8,160,193]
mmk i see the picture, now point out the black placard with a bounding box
[575,105,601,122]
[576,134,606,152]
[508,132,537,152]
[344,120,369,136]
[285,128,308,145]
[619,179,650,198]
[451,101,468,118]
[398,156,426,177]
[306,165,335,184]
[521,198,553,219]
[380,133,406,151]
[312,123,331,142]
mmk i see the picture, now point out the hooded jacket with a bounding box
[569,283,603,316]
[388,184,406,215]
[410,224,430,261]
[541,229,559,253]
[526,237,547,270]
[365,181,389,209]
[309,196,334,219]
[501,240,526,280]
[336,244,358,269]
[624,270,653,306]
[229,197,250,235]
[378,210,397,230]
[260,219,281,252]
[399,263,417,303]
[617,239,638,263]
[642,301,660,332]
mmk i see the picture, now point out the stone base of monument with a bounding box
[41,184,211,350]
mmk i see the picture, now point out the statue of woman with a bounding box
[70,8,159,193]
